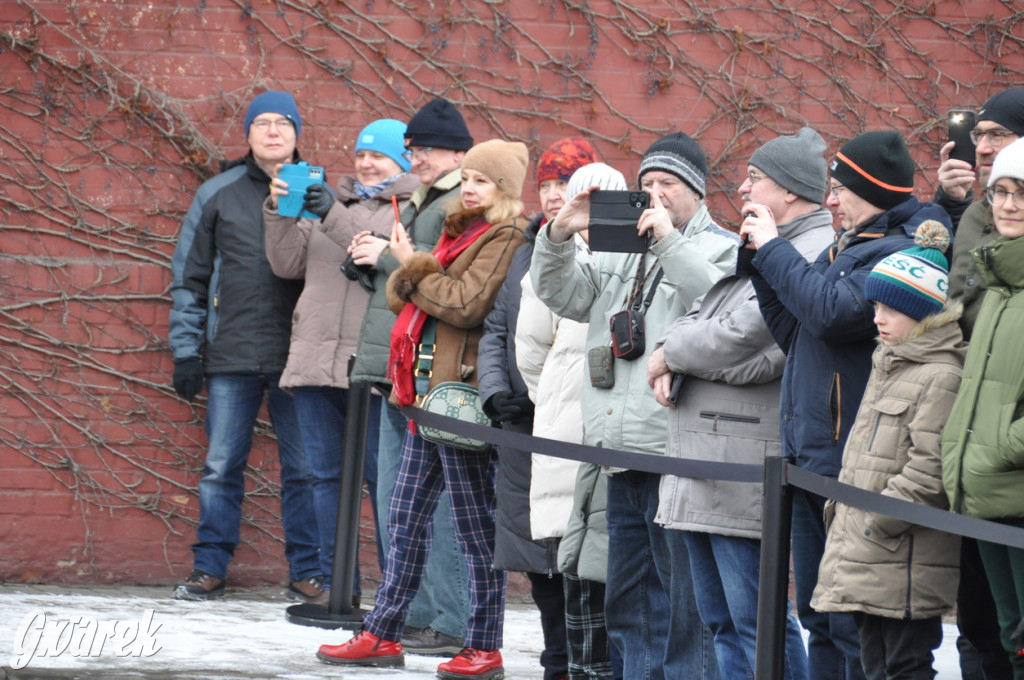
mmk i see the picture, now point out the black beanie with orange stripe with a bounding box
[830,130,915,210]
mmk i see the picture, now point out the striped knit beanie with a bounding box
[865,220,951,321]
[637,132,707,198]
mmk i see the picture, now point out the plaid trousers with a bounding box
[364,429,508,650]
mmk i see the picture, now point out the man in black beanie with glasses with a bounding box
[740,130,952,680]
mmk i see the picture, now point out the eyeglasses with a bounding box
[970,127,1017,148]
[986,186,1024,209]
[250,118,295,132]
[747,170,769,184]
[402,147,434,162]
[829,183,848,198]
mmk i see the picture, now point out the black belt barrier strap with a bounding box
[403,403,1024,550]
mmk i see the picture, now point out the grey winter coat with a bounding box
[654,272,785,538]
[812,306,966,620]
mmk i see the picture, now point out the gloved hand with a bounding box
[303,183,334,220]
[173,357,204,401]
[485,390,534,424]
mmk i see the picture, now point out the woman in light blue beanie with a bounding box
[356,118,412,174]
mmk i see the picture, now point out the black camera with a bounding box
[341,232,388,293]
[588,190,651,253]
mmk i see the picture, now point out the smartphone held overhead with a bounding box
[588,190,651,253]
[947,109,976,168]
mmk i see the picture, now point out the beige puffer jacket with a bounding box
[263,173,419,389]
[812,305,966,620]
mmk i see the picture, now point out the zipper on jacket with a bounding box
[830,372,842,441]
[904,534,914,619]
[868,413,883,452]
[699,411,760,432]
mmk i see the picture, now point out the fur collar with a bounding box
[443,206,489,238]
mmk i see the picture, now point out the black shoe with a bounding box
[173,569,225,601]
[401,626,465,656]
[287,574,325,602]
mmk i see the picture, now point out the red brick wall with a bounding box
[1,1,1022,588]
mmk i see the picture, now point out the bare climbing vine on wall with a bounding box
[1,0,1022,583]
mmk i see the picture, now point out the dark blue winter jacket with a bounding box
[750,197,952,478]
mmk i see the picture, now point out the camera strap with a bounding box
[625,255,664,315]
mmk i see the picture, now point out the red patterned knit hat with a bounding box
[536,137,599,189]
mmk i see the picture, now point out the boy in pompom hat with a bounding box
[814,219,966,680]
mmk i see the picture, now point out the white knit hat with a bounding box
[566,162,627,200]
[988,137,1024,187]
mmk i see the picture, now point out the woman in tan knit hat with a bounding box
[317,139,530,680]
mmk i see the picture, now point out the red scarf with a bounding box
[388,215,492,407]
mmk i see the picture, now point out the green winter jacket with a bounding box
[942,234,1024,519]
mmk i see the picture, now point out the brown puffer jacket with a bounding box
[386,206,528,392]
[812,304,966,620]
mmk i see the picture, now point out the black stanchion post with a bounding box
[755,455,793,680]
[286,380,371,629]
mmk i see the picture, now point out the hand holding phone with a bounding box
[588,190,651,253]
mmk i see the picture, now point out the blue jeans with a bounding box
[791,489,866,680]
[193,373,319,582]
[684,531,808,680]
[605,470,719,680]
[376,399,468,638]
[291,386,361,594]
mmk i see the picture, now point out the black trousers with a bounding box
[853,612,942,680]
[529,571,568,680]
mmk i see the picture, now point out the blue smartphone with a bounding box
[277,162,325,219]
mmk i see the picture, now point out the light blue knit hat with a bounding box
[356,119,411,172]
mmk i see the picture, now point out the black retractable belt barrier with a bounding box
[756,456,792,680]
[286,380,371,630]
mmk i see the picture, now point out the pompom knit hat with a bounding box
[356,119,411,172]
[245,91,302,140]
[749,127,829,204]
[461,139,529,200]
[567,163,627,200]
[404,98,473,151]
[637,132,708,198]
[536,137,599,189]
[830,130,914,210]
[987,136,1024,188]
[865,220,951,321]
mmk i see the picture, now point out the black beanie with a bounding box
[830,130,914,210]
[978,87,1024,137]
[637,132,708,197]
[404,98,473,151]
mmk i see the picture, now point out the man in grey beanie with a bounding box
[644,128,834,679]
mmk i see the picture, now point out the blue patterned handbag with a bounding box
[417,381,494,452]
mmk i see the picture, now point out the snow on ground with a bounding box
[0,586,965,678]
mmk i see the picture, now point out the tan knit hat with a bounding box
[461,139,529,200]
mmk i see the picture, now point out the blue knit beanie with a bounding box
[356,119,411,172]
[865,220,951,321]
[244,91,302,140]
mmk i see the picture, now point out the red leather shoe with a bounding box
[316,630,404,667]
[436,648,504,679]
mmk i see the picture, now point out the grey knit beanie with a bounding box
[749,127,828,204]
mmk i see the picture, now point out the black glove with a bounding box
[172,357,204,401]
[486,390,535,425]
[302,183,334,220]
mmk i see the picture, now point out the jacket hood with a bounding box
[973,234,1024,292]
[875,301,967,371]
